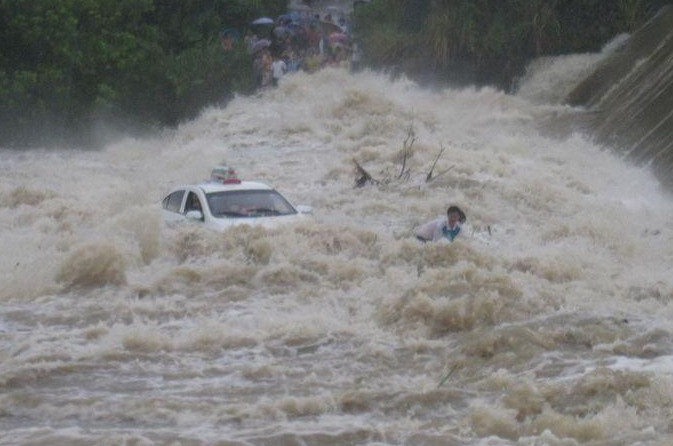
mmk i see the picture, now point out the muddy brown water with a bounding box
[1,65,673,445]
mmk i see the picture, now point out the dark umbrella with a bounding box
[320,21,342,35]
[277,14,298,25]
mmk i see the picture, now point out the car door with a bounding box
[162,189,187,225]
[183,191,205,222]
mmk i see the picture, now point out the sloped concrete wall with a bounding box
[566,6,673,188]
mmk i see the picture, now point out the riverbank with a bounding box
[352,0,672,91]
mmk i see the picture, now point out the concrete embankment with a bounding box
[566,6,673,189]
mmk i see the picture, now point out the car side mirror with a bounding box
[186,210,203,221]
[296,205,313,215]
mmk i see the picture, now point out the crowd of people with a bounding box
[221,10,362,90]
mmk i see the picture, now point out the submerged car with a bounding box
[162,169,311,231]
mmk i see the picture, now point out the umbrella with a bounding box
[320,21,342,35]
[251,38,271,53]
[328,32,349,44]
[287,23,305,35]
[277,13,300,24]
[252,17,274,25]
[277,14,292,24]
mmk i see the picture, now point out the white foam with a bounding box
[1,66,673,445]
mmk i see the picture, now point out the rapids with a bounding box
[1,62,673,445]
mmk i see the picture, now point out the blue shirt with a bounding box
[442,225,461,241]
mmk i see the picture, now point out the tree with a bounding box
[0,0,287,146]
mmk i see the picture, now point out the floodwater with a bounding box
[2,58,673,446]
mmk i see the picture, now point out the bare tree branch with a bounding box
[353,158,378,188]
[426,144,445,182]
[427,165,455,183]
[398,124,416,179]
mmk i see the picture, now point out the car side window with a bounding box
[184,192,204,218]
[164,190,185,213]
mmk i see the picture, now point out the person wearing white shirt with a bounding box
[272,58,287,87]
[416,205,466,242]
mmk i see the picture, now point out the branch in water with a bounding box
[353,158,378,187]
[398,124,415,179]
[426,144,445,182]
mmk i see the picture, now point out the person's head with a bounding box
[447,205,466,227]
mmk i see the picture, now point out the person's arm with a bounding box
[432,220,445,241]
[416,219,437,241]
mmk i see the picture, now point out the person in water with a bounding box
[415,205,466,242]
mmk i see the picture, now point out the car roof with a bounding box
[186,180,274,194]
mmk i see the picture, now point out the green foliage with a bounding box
[0,0,286,146]
[354,0,670,88]
[162,40,255,123]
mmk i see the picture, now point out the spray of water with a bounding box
[1,64,673,445]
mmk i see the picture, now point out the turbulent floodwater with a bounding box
[2,61,673,446]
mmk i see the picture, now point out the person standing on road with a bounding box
[272,56,287,87]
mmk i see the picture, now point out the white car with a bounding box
[161,177,311,231]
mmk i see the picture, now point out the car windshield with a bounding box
[206,190,297,218]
